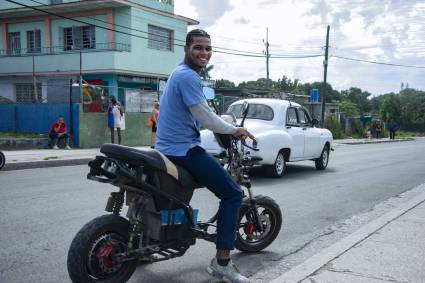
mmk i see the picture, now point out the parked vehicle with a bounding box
[67,102,282,283]
[0,151,5,170]
[201,98,333,177]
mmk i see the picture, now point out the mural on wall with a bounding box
[82,79,109,113]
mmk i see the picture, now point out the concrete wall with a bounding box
[78,110,151,148]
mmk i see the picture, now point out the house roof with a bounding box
[0,0,199,25]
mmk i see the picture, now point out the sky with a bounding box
[174,0,425,96]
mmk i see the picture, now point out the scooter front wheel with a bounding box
[235,195,282,252]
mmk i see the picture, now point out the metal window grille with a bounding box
[27,30,41,53]
[63,25,96,51]
[15,83,42,103]
[8,32,21,55]
[148,25,173,51]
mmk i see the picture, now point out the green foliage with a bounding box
[276,75,300,93]
[339,100,359,117]
[211,71,425,135]
[324,116,344,139]
[379,94,401,122]
[0,96,13,104]
[215,79,236,88]
[200,65,214,80]
[238,78,274,90]
[340,87,371,115]
[0,131,46,138]
[397,131,425,138]
[398,88,425,125]
[352,120,366,138]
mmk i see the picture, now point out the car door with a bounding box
[285,107,304,160]
[297,107,321,158]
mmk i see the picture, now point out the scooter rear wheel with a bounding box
[0,151,5,170]
[235,195,282,252]
[67,214,138,283]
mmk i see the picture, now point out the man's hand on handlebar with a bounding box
[233,127,256,142]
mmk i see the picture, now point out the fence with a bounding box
[0,103,79,146]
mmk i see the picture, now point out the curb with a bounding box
[270,183,425,283]
[334,137,414,145]
[2,158,92,171]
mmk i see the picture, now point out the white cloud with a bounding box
[174,0,425,95]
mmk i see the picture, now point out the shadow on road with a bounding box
[249,164,338,181]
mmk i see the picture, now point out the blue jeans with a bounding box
[49,133,70,147]
[166,146,244,250]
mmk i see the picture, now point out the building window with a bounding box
[63,25,96,51]
[8,32,21,55]
[148,25,173,51]
[15,83,42,103]
[27,30,41,53]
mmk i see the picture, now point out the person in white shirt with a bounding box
[108,96,123,144]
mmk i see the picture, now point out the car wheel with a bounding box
[315,145,329,170]
[265,151,286,178]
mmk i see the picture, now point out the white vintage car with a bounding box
[201,98,333,177]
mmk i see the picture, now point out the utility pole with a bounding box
[321,25,330,127]
[263,27,270,83]
[69,79,73,140]
[79,48,83,103]
[32,29,38,103]
[32,53,38,103]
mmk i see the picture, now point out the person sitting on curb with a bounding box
[49,115,71,149]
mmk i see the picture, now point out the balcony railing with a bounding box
[0,42,131,57]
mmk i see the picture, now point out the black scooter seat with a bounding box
[100,144,201,189]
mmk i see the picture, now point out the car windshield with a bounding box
[227,103,274,121]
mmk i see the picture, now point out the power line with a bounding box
[331,55,425,69]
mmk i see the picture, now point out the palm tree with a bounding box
[200,65,214,80]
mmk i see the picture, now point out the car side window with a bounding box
[286,107,299,126]
[297,108,312,127]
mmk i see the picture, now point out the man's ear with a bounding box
[184,45,189,55]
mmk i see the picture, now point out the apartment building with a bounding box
[0,0,197,107]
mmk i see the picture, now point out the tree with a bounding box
[339,100,359,117]
[215,79,236,88]
[238,78,274,90]
[340,87,371,115]
[276,75,299,93]
[200,65,214,80]
[379,94,401,123]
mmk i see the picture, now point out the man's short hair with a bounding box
[186,29,210,46]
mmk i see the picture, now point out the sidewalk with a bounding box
[270,183,425,283]
[1,145,149,171]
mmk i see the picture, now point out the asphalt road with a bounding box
[1,139,424,283]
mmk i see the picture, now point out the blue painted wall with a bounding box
[0,104,80,146]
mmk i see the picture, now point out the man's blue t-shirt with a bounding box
[155,63,205,156]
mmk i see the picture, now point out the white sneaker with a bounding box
[207,258,254,283]
[53,145,59,149]
[65,145,72,150]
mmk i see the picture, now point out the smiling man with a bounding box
[156,29,254,283]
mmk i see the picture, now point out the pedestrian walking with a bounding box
[147,101,159,148]
[108,96,123,144]
[389,119,397,140]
